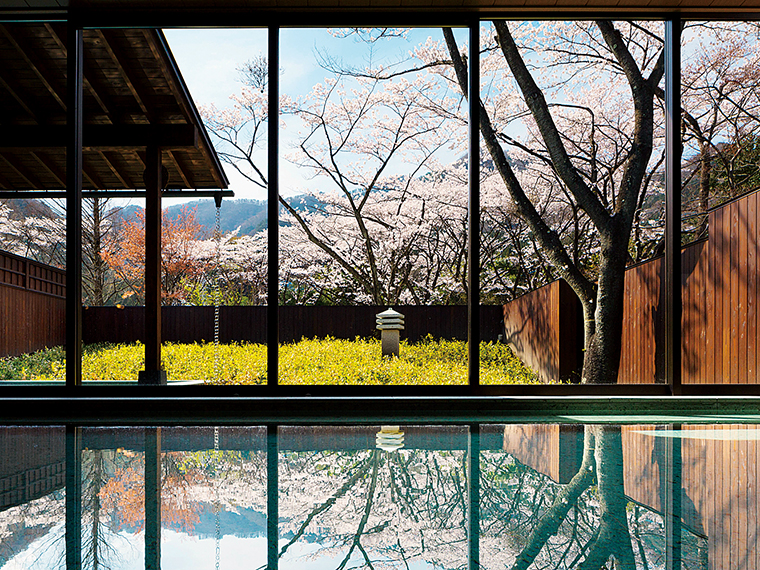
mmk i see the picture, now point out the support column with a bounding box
[139,145,166,384]
[468,21,481,388]
[145,427,162,570]
[66,25,83,388]
[665,19,682,394]
[268,26,279,388]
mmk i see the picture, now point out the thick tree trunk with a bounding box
[581,228,630,385]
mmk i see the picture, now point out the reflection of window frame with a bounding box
[3,13,759,414]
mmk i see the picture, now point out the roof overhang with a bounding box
[0,23,229,196]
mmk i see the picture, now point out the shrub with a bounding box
[0,337,540,385]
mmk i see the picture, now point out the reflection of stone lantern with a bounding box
[376,308,404,357]
[376,425,404,451]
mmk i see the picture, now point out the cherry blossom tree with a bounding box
[0,201,65,267]
[189,229,268,305]
[680,22,760,236]
[203,41,477,306]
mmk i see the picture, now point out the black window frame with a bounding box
[3,9,760,422]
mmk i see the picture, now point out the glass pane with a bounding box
[0,23,67,383]
[481,21,666,385]
[162,29,269,385]
[681,22,760,385]
[278,28,470,386]
[69,28,270,384]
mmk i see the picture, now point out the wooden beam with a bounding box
[0,124,198,149]
[0,69,39,122]
[96,29,152,120]
[0,189,235,199]
[166,149,191,188]
[0,23,66,112]
[0,153,44,188]
[98,150,130,188]
[45,23,111,118]
[30,151,65,187]
[82,162,105,190]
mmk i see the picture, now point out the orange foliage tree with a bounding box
[99,451,207,534]
[102,207,207,305]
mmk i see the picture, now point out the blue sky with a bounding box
[163,28,466,204]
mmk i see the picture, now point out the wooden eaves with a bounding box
[0,23,230,198]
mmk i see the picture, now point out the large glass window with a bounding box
[681,22,760,386]
[276,28,471,386]
[0,23,67,383]
[4,17,760,392]
[481,21,666,385]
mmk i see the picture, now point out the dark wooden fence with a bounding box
[0,250,65,358]
[621,190,760,384]
[502,189,760,384]
[82,305,506,345]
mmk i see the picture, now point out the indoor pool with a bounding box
[1,420,755,570]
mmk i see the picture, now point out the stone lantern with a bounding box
[376,307,404,357]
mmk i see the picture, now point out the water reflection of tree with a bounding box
[278,448,468,569]
[481,426,706,570]
[94,449,265,535]
[0,491,65,569]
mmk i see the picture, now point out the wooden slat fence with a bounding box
[82,305,506,345]
[502,189,760,384]
[620,189,760,384]
[0,427,65,511]
[0,250,65,358]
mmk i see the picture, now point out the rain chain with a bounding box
[214,203,221,382]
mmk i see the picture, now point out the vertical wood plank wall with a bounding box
[0,251,65,358]
[502,190,760,385]
[620,424,759,570]
[619,191,758,384]
[502,280,581,383]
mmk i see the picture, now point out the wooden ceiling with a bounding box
[4,0,759,15]
[0,23,228,193]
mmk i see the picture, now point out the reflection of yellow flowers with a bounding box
[116,304,124,309]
